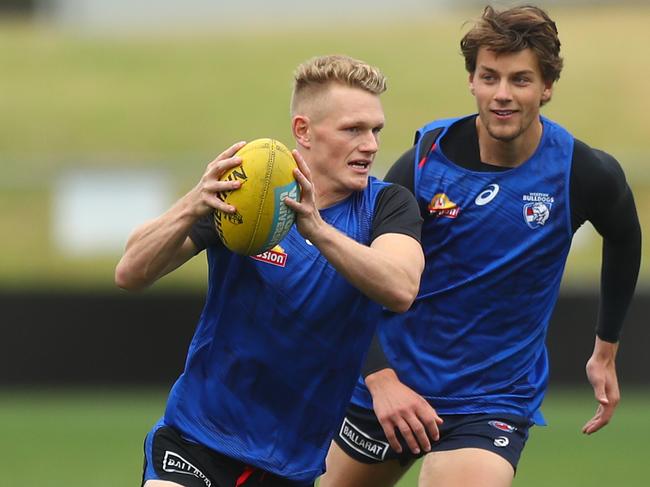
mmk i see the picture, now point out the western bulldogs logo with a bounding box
[522,192,554,228]
[523,202,550,228]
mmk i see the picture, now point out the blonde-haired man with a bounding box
[116,54,424,487]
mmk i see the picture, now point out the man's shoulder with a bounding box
[417,114,471,132]
[368,177,415,203]
[572,138,620,167]
[571,138,628,199]
[571,139,626,189]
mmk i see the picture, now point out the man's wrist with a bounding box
[365,368,398,391]
[592,335,619,361]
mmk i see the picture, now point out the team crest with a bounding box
[523,202,550,228]
[251,245,288,267]
[522,192,554,229]
[428,193,460,219]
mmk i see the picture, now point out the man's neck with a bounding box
[315,185,351,210]
[476,117,543,168]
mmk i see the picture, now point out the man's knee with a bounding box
[143,480,186,487]
[320,441,410,487]
[419,448,514,487]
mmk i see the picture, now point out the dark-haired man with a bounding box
[322,6,641,487]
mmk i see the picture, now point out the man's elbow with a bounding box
[114,261,148,291]
[383,284,419,314]
[385,263,423,313]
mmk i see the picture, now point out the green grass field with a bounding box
[1,388,648,486]
[1,6,650,289]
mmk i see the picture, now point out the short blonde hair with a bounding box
[290,55,387,116]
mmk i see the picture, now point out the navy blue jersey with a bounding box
[162,177,419,483]
[351,116,575,424]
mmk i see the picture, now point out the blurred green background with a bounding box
[1,1,649,486]
[1,2,649,290]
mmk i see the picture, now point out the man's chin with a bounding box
[487,126,521,143]
[347,178,369,193]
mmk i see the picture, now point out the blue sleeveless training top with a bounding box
[164,178,390,483]
[352,116,574,423]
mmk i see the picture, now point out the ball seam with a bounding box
[246,139,275,254]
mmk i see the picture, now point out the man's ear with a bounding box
[541,82,553,104]
[292,115,311,149]
[469,73,476,96]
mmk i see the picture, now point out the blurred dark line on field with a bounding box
[0,291,647,386]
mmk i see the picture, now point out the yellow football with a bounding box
[214,138,300,255]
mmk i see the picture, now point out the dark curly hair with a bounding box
[460,5,563,83]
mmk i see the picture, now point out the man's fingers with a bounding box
[583,417,606,435]
[414,402,442,442]
[200,178,242,214]
[205,154,243,179]
[284,167,313,214]
[293,167,313,194]
[203,178,241,194]
[423,416,441,442]
[380,422,403,454]
[582,404,614,435]
[594,385,609,406]
[211,192,236,214]
[282,195,305,215]
[582,405,602,434]
[215,141,247,161]
[292,149,311,179]
[396,419,421,455]
[406,417,431,452]
[203,141,246,180]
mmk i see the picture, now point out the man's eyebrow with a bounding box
[340,118,385,128]
[477,65,535,76]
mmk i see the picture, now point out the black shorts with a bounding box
[333,404,532,470]
[142,422,314,487]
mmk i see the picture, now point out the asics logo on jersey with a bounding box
[475,184,500,206]
[162,451,212,486]
[493,436,510,447]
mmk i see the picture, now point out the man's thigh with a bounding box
[324,406,529,487]
[419,448,514,487]
[319,441,413,487]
